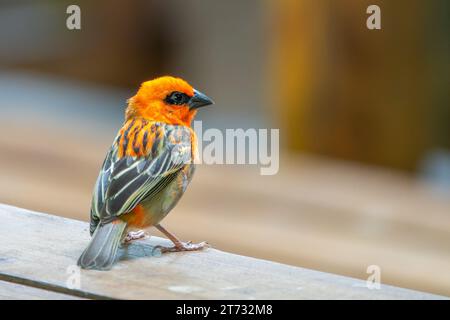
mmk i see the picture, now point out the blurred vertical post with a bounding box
[270,0,449,171]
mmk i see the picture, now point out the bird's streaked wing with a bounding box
[90,120,192,227]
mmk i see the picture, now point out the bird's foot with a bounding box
[123,230,149,244]
[154,241,209,254]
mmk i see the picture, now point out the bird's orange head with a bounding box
[126,76,214,126]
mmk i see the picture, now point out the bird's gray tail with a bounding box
[77,220,127,270]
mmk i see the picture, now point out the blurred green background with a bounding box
[0,0,449,296]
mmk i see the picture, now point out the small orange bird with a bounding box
[78,76,214,270]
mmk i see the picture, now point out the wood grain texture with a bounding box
[0,280,83,300]
[0,204,445,299]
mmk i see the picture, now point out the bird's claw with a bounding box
[153,241,209,254]
[123,230,149,244]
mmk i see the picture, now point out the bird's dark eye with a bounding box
[164,91,190,105]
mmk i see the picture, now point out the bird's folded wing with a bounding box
[91,122,192,222]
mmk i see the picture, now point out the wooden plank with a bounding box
[0,204,445,299]
[0,280,83,300]
[1,124,450,296]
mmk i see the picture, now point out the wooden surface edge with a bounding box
[0,203,447,300]
[0,280,85,300]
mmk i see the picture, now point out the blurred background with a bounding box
[0,0,449,296]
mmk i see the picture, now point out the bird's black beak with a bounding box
[189,89,214,110]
